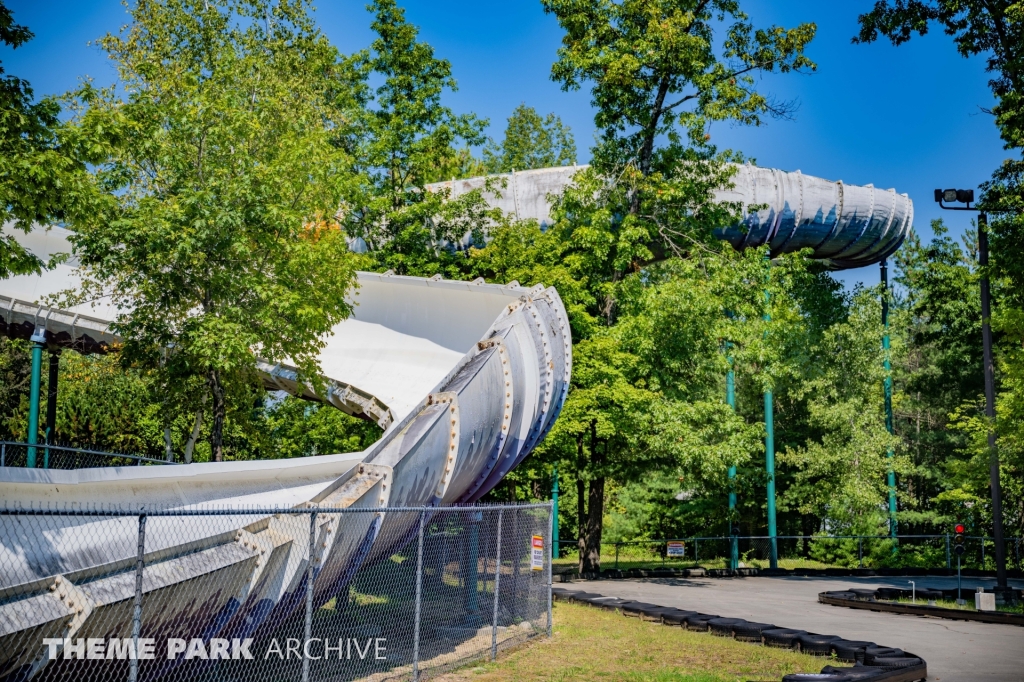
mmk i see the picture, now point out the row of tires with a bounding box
[568,566,1023,581]
[551,588,926,682]
[829,586,1023,603]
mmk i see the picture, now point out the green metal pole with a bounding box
[764,265,778,569]
[26,327,46,468]
[464,510,481,626]
[552,466,560,558]
[726,346,738,570]
[881,260,897,539]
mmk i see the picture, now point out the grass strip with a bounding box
[436,600,823,682]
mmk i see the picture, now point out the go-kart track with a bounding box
[0,164,911,681]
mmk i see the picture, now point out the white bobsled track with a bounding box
[0,225,571,679]
[427,164,913,270]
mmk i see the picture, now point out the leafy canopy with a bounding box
[64,0,361,459]
[483,103,577,173]
[0,1,93,279]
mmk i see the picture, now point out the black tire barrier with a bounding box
[763,628,807,648]
[863,647,903,665]
[660,609,699,625]
[733,621,777,642]
[640,607,680,622]
[620,601,663,617]
[798,634,842,656]
[708,617,746,637]
[591,597,629,611]
[567,591,603,602]
[821,588,1024,626]
[831,640,876,662]
[870,656,924,671]
[552,590,928,682]
[683,613,721,631]
[820,665,887,680]
[850,588,878,601]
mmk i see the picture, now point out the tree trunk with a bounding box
[163,424,174,462]
[576,435,587,572]
[183,408,203,464]
[581,422,605,574]
[582,475,605,573]
[209,369,226,462]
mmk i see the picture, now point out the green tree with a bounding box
[0,2,92,278]
[856,0,1024,553]
[64,0,361,461]
[342,0,497,276]
[482,103,576,173]
[779,289,904,537]
[533,0,815,569]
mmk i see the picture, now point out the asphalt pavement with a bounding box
[561,575,1024,681]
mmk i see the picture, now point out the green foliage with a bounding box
[263,395,381,459]
[483,103,576,173]
[543,0,816,177]
[779,289,904,534]
[63,0,362,459]
[0,2,93,279]
[342,0,498,277]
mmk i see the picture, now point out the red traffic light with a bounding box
[954,523,966,534]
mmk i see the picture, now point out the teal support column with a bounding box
[463,510,482,626]
[552,466,560,558]
[763,268,778,569]
[881,260,897,539]
[726,346,738,570]
[26,327,46,468]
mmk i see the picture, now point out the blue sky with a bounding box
[2,0,1008,288]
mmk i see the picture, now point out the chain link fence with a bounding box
[0,441,174,469]
[555,534,1024,572]
[0,504,552,682]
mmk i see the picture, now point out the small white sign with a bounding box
[531,535,545,571]
[666,541,686,557]
[975,592,996,611]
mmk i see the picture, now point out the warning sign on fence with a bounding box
[531,535,545,570]
[667,541,686,557]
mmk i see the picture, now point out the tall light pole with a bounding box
[763,260,778,570]
[881,260,897,538]
[25,326,47,468]
[726,344,739,570]
[552,466,559,558]
[935,188,1008,596]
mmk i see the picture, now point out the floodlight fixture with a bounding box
[934,188,975,209]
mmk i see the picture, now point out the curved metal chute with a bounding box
[425,164,913,270]
[0,224,572,680]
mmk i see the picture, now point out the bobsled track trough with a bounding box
[427,163,913,270]
[0,225,571,681]
[0,162,911,680]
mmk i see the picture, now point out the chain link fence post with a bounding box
[945,534,951,569]
[614,542,619,570]
[129,509,146,682]
[302,507,318,682]
[858,537,863,568]
[490,509,504,661]
[464,511,482,626]
[412,509,425,681]
[547,505,553,638]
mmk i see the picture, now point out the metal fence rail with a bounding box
[0,503,553,682]
[555,534,1024,572]
[0,441,175,469]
